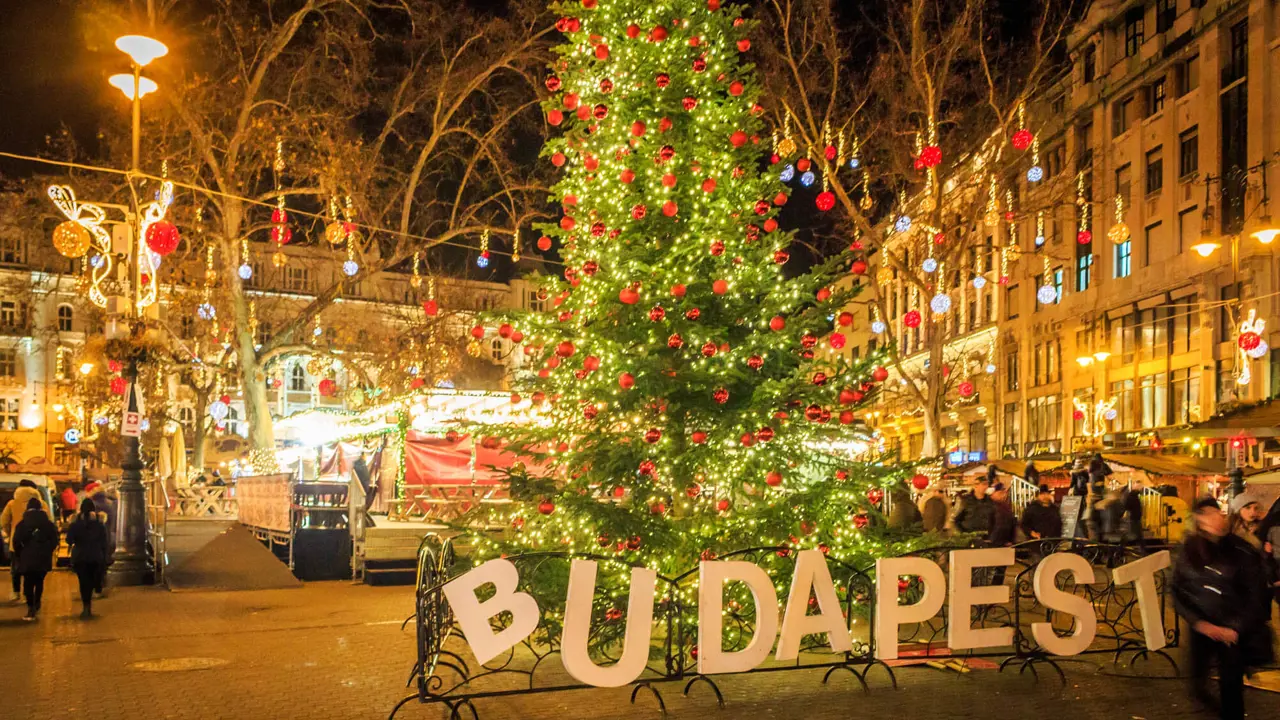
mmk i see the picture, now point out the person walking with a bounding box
[1,479,52,603]
[1084,454,1112,540]
[11,497,59,621]
[922,485,950,533]
[65,498,109,619]
[1174,497,1273,719]
[83,481,116,596]
[1020,484,1063,540]
[954,474,995,534]
[58,483,79,523]
[987,483,1016,586]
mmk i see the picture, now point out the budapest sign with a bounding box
[443,548,1171,688]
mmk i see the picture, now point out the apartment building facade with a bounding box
[842,0,1280,466]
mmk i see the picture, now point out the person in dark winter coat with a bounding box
[922,486,950,533]
[1068,458,1089,496]
[1084,454,1112,540]
[65,497,110,619]
[1174,497,1273,720]
[988,483,1017,546]
[12,497,59,621]
[1021,485,1063,539]
[83,481,116,596]
[887,484,922,531]
[954,476,995,534]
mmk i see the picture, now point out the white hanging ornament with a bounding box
[930,293,952,313]
[1248,339,1269,359]
[921,257,938,273]
[894,215,912,233]
[972,276,987,289]
[209,400,229,421]
[1037,285,1058,304]
[871,320,887,334]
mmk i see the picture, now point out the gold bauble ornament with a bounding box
[410,275,423,288]
[983,210,1000,228]
[272,250,287,268]
[859,195,873,211]
[876,268,894,286]
[1107,222,1130,244]
[777,137,797,156]
[306,357,326,376]
[324,222,347,245]
[466,339,483,357]
[205,269,219,285]
[921,195,937,213]
[53,220,91,258]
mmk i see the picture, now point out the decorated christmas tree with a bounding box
[465,0,932,593]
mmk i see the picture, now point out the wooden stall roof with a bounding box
[957,458,1069,479]
[1157,399,1280,439]
[1101,453,1231,477]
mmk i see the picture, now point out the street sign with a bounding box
[120,381,145,438]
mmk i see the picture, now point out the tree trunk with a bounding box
[221,202,277,468]
[191,388,208,474]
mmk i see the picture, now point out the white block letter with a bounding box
[776,549,853,660]
[1112,550,1171,651]
[698,561,780,674]
[560,560,657,687]
[442,558,540,665]
[947,548,1015,651]
[873,556,946,660]
[1030,552,1097,656]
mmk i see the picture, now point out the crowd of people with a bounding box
[0,479,115,621]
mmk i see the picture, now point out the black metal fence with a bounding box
[390,538,1178,720]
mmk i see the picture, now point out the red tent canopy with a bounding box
[403,431,548,487]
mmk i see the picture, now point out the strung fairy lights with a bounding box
[1076,172,1092,244]
[1074,395,1118,437]
[1035,211,1046,247]
[1027,137,1043,183]
[410,252,423,288]
[270,138,288,268]
[1107,194,1130,244]
[239,236,253,280]
[477,229,492,268]
[511,229,522,263]
[983,177,1000,228]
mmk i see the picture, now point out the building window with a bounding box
[178,406,194,425]
[1114,240,1132,278]
[1027,395,1062,443]
[284,267,311,292]
[1082,44,1096,82]
[1139,307,1170,359]
[526,290,545,312]
[0,235,24,265]
[1006,284,1019,319]
[1050,95,1065,116]
[1170,367,1201,424]
[1225,20,1248,85]
[56,305,73,332]
[1145,147,1164,195]
[1110,379,1136,431]
[1002,402,1021,448]
[1076,247,1093,291]
[1115,163,1132,203]
[1178,206,1199,254]
[1172,294,1199,353]
[1034,343,1044,386]
[1124,9,1144,58]
[1052,267,1063,303]
[1112,97,1133,137]
[1144,222,1163,266]
[1179,127,1198,177]
[490,338,504,362]
[1177,54,1199,96]
[1156,0,1176,33]
[1005,348,1020,392]
[289,364,307,392]
[0,397,18,430]
[0,301,18,329]
[226,406,242,437]
[1116,314,1138,364]
[969,420,988,454]
[1140,373,1168,428]
[1149,78,1166,115]
[0,348,15,378]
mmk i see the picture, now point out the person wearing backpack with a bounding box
[12,497,59,621]
[65,497,110,619]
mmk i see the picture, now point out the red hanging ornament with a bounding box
[851,260,868,275]
[649,306,666,322]
[109,376,127,395]
[644,428,662,443]
[815,191,835,212]
[903,310,922,328]
[667,333,684,349]
[691,430,708,444]
[619,372,635,389]
[773,249,790,264]
[1239,332,1262,351]
[747,355,763,370]
[638,460,656,476]
[145,221,181,256]
[1077,230,1093,244]
[712,279,728,295]
[829,333,846,349]
[729,130,748,147]
[912,474,931,491]
[701,342,717,357]
[816,287,831,302]
[1011,129,1034,150]
[958,380,976,398]
[769,315,785,331]
[765,470,783,487]
[872,366,889,382]
[919,145,942,168]
[556,341,576,357]
[684,308,701,321]
[838,311,854,326]
[866,487,885,505]
[538,499,556,515]
[712,388,729,404]
[619,286,640,304]
[804,404,823,422]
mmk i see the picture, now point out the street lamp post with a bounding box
[105,35,169,586]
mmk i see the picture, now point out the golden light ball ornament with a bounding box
[876,267,893,286]
[271,250,287,268]
[466,339,483,358]
[52,220,91,258]
[983,210,1000,228]
[1107,222,1130,244]
[410,275,423,288]
[324,222,347,245]
[777,137,797,156]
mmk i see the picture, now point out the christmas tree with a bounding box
[464,0,931,616]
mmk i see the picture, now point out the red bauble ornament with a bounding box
[740,432,754,447]
[1077,229,1093,244]
[919,145,943,168]
[797,158,811,172]
[627,535,643,550]
[737,38,751,52]
[830,333,846,349]
[145,221,181,256]
[804,404,823,422]
[729,130,748,147]
[650,502,666,515]
[626,23,641,38]
[498,323,513,338]
[109,376,127,395]
[729,80,744,96]
[583,355,601,371]
[583,405,598,420]
[682,96,697,111]
[712,279,729,295]
[619,287,640,305]
[594,44,609,60]
[816,287,831,302]
[638,460,656,476]
[619,372,635,389]
[836,311,854,327]
[556,341,576,357]
[769,316,785,332]
[1239,332,1262,351]
[620,168,636,185]
[839,388,857,405]
[710,240,725,256]
[422,299,439,317]
[716,499,730,512]
[815,191,835,212]
[671,283,687,298]
[872,366,889,382]
[712,388,729,404]
[853,513,869,529]
[649,306,666,322]
[691,430,708,444]
[912,473,931,491]
[545,75,562,92]
[538,500,556,515]
[903,310,922,328]
[667,333,684,349]
[510,393,522,405]
[470,325,485,340]
[812,372,828,385]
[851,260,868,275]
[1011,129,1034,150]
[545,109,563,126]
[867,487,885,504]
[839,410,854,425]
[644,428,662,444]
[701,177,717,193]
[801,334,817,349]
[684,308,701,321]
[958,380,976,398]
[747,355,763,370]
[701,342,717,357]
[765,470,783,487]
[1073,409,1086,420]
[650,25,668,42]
[772,249,791,265]
[537,235,553,252]
[655,72,670,87]
[662,200,678,217]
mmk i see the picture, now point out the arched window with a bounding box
[289,364,308,392]
[178,406,194,425]
[56,304,73,332]
[490,338,504,362]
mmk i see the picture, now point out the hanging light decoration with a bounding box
[477,229,491,268]
[930,293,952,313]
[1107,194,1130,244]
[779,164,795,182]
[799,170,816,187]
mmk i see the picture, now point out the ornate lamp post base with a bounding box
[111,356,154,586]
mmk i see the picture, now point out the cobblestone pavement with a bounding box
[2,570,1278,719]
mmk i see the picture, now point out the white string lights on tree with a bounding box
[1076,171,1092,244]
